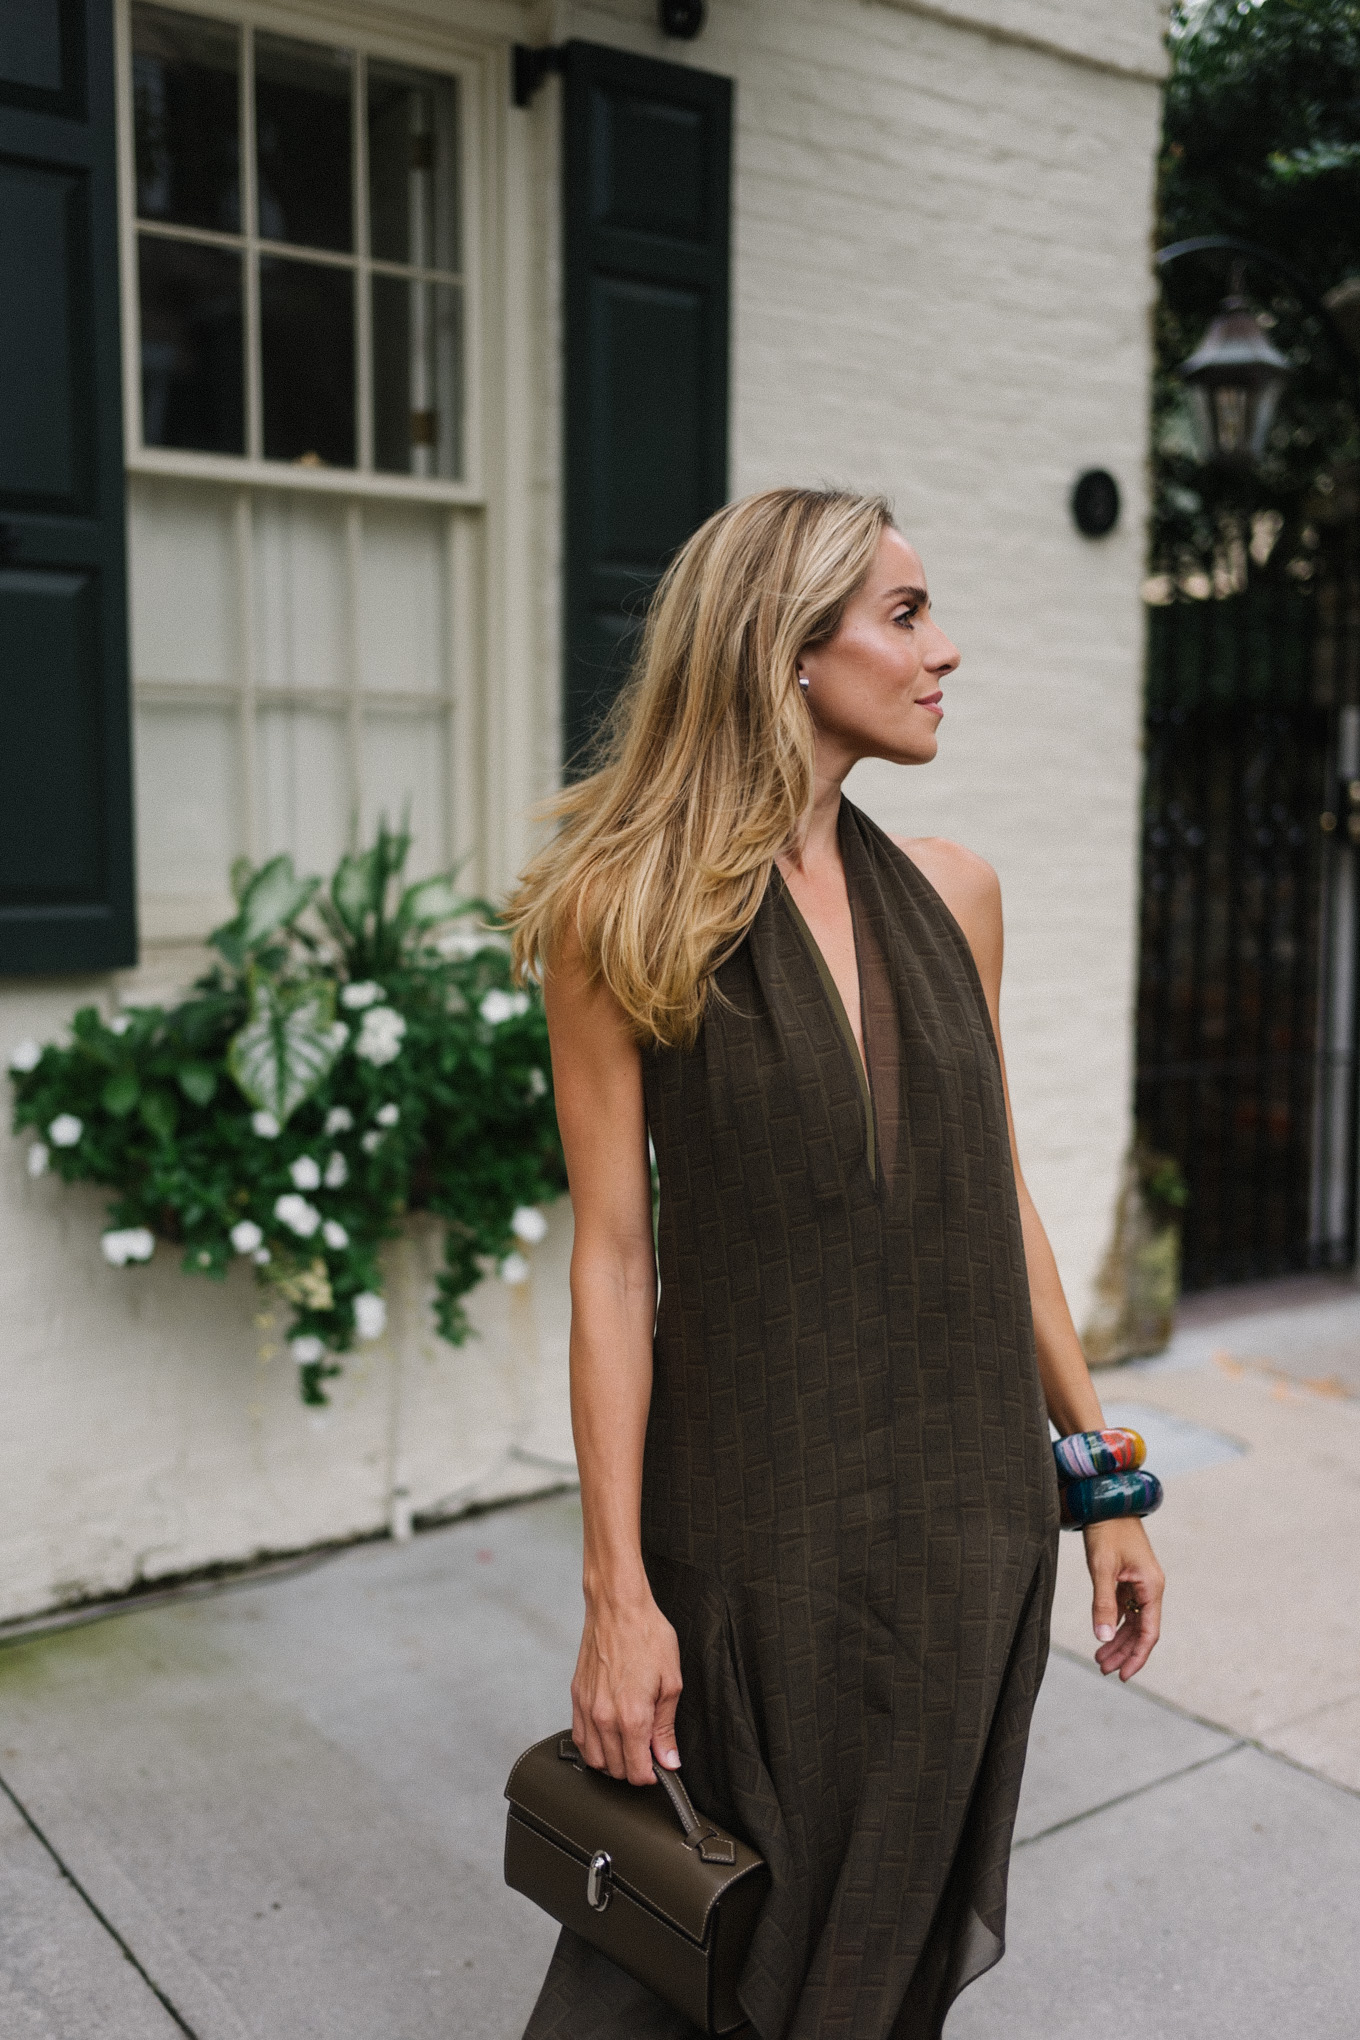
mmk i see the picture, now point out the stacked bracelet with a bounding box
[1052,1427,1163,1531]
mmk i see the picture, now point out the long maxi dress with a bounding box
[523,798,1060,2040]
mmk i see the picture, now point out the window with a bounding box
[116,3,489,945]
[130,3,464,480]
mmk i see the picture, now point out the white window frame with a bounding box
[113,0,487,507]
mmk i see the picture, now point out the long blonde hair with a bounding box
[506,486,894,1047]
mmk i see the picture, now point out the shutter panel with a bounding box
[562,40,731,770]
[0,0,136,972]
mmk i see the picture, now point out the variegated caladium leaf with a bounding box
[226,979,344,1125]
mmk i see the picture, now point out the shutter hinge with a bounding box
[512,43,565,107]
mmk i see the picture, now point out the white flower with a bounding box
[375,1102,400,1127]
[102,1226,155,1266]
[438,929,505,959]
[289,1155,321,1191]
[230,1219,264,1255]
[290,1334,325,1365]
[340,981,384,1010]
[9,1039,42,1073]
[322,1219,349,1250]
[251,1110,280,1138]
[479,989,530,1027]
[511,1205,549,1246]
[526,1067,548,1099]
[324,1105,354,1134]
[360,1129,384,1155]
[328,1021,350,1052]
[353,1291,386,1340]
[274,1192,321,1238]
[355,1006,406,1066]
[324,1151,349,1188]
[252,1246,272,1266]
[499,1251,530,1286]
[48,1114,83,1148]
[27,1142,49,1178]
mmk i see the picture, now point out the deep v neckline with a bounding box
[774,830,878,1184]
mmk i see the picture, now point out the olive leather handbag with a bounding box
[504,1733,769,2036]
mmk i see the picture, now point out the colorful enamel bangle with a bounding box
[1052,1426,1146,1483]
[1058,1468,1164,1531]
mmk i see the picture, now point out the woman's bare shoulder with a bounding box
[891,834,999,912]
[889,835,1004,984]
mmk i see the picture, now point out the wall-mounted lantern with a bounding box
[1175,288,1291,469]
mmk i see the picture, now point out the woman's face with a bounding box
[799,527,959,769]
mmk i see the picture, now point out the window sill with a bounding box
[127,447,484,507]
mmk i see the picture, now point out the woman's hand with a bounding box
[1084,1517,1164,1681]
[572,1589,683,1785]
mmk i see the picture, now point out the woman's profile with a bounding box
[508,486,1164,2038]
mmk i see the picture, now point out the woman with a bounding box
[508,487,1164,2039]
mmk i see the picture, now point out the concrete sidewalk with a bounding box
[2,1284,1359,2039]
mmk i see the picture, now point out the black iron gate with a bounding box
[1135,582,1360,1289]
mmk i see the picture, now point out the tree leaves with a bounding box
[226,980,343,1125]
[1155,0,1360,582]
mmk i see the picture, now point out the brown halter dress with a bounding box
[522,798,1059,2040]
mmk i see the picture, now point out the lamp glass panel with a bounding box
[1212,384,1250,460]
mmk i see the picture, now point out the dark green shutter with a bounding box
[561,40,731,770]
[0,0,136,972]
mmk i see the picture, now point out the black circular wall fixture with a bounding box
[1071,468,1121,538]
[660,0,706,37]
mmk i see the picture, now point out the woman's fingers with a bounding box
[1096,1595,1160,1680]
[572,1605,684,1784]
[652,1691,682,1774]
[1084,1520,1164,1679]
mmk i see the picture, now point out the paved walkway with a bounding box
[2,1283,1359,2038]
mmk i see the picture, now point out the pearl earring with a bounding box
[797,672,810,691]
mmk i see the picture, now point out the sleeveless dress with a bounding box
[523,799,1060,2040]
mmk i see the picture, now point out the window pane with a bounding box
[260,256,355,466]
[139,236,244,454]
[368,62,459,273]
[255,32,352,253]
[372,275,462,479]
[132,4,240,232]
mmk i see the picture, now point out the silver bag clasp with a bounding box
[586,1849,613,1912]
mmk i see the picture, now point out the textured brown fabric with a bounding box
[522,800,1059,2040]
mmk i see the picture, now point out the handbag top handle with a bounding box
[557,1736,736,1866]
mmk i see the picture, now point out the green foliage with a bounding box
[9,827,564,1407]
[226,977,343,1125]
[1140,1149,1190,1222]
[1154,0,1360,583]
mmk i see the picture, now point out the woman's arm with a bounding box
[543,924,684,1781]
[898,835,1165,1682]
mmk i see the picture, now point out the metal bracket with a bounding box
[513,43,565,107]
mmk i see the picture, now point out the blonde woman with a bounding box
[509,488,1164,2038]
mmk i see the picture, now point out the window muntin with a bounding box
[129,3,464,480]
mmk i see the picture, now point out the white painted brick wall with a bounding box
[0,0,1163,1617]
